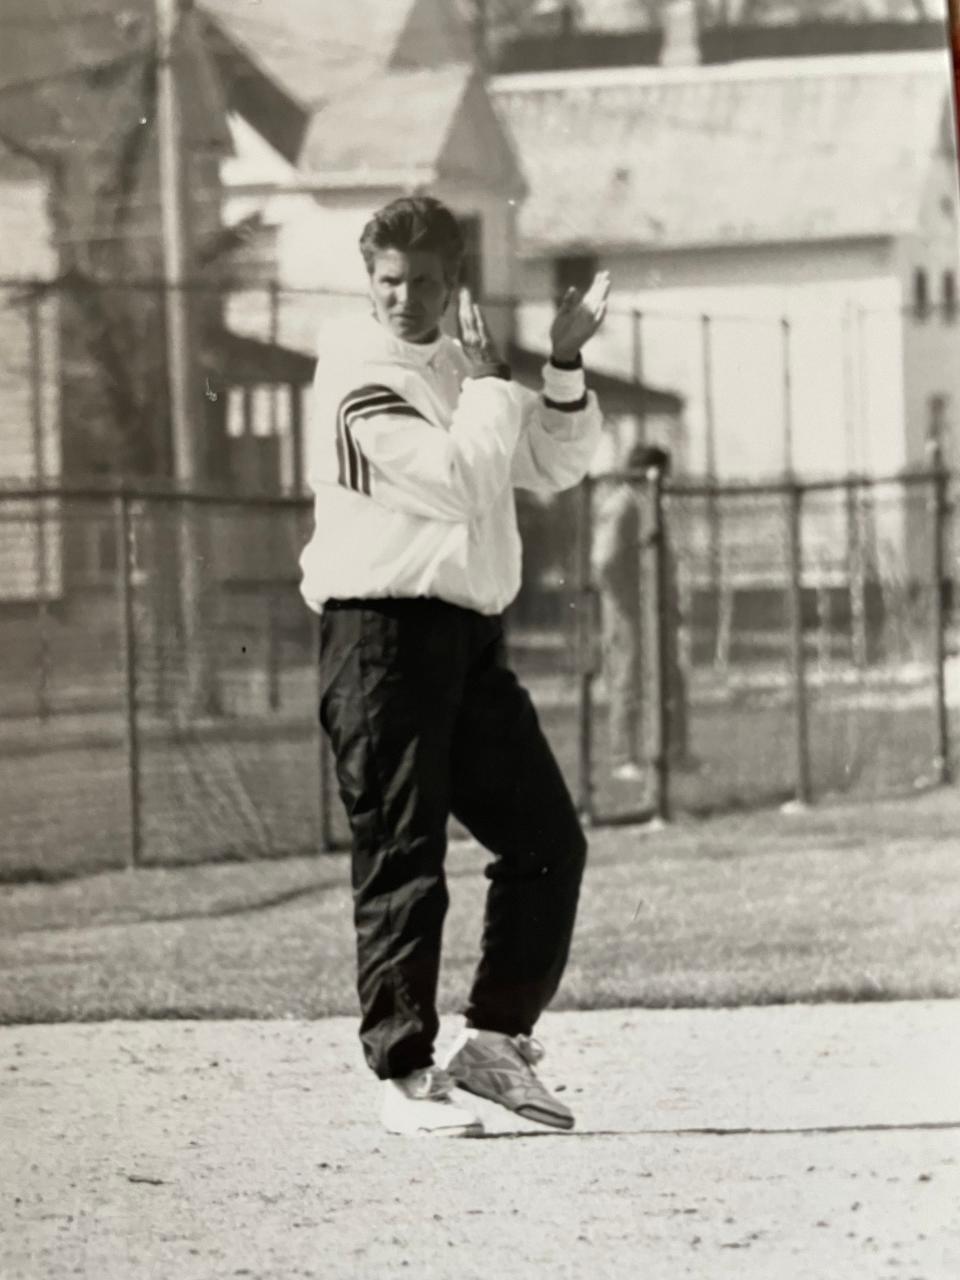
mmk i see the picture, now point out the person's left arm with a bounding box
[509,271,611,495]
[511,354,603,494]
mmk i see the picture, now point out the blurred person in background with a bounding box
[592,443,689,786]
[300,195,611,1138]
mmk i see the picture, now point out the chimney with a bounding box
[660,0,700,67]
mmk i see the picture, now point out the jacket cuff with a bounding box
[549,352,583,371]
[542,359,586,410]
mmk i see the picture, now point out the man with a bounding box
[300,195,609,1137]
[592,443,688,784]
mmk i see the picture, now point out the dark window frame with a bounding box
[553,252,598,306]
[943,269,957,322]
[913,266,930,319]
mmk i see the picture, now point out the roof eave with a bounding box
[434,66,529,201]
[519,230,901,258]
[300,166,439,195]
[200,12,312,165]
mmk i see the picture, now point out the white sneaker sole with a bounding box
[452,1078,575,1131]
[383,1119,485,1138]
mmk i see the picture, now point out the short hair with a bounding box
[626,443,671,473]
[359,196,464,284]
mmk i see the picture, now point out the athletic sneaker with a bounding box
[381,1067,484,1137]
[441,1030,575,1131]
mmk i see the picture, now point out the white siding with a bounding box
[0,160,62,601]
[518,239,907,482]
[895,151,960,471]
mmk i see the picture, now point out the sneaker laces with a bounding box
[407,1067,456,1101]
[511,1035,545,1068]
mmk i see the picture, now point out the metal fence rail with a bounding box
[0,469,955,881]
[576,459,955,826]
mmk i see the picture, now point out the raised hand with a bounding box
[550,270,612,364]
[457,286,507,379]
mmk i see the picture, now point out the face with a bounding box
[368,248,452,344]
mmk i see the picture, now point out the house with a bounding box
[201,0,680,463]
[494,51,960,474]
[0,0,234,474]
[0,144,61,603]
[486,0,949,71]
[202,0,681,479]
[0,0,331,604]
[199,0,686,612]
[493,48,960,587]
[200,0,529,423]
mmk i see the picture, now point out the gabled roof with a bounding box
[493,50,955,253]
[0,0,228,159]
[296,65,525,195]
[201,0,474,112]
[297,65,474,187]
[200,0,478,166]
[202,0,524,194]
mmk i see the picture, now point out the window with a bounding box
[554,253,597,305]
[73,518,118,586]
[927,394,949,455]
[943,270,957,322]
[225,384,293,492]
[913,267,930,319]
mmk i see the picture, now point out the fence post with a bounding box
[575,476,595,826]
[847,479,869,669]
[701,313,721,606]
[928,437,951,785]
[115,491,144,869]
[786,480,812,808]
[648,463,671,823]
[781,316,795,474]
[266,585,282,712]
[266,499,281,713]
[631,307,644,392]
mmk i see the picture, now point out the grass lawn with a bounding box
[2,787,959,1024]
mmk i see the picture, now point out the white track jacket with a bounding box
[299,316,603,616]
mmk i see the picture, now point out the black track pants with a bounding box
[318,597,587,1081]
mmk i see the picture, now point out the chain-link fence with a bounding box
[569,462,956,825]
[0,483,321,880]
[0,468,955,880]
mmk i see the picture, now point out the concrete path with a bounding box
[2,1001,958,1279]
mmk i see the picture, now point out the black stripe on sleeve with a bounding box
[342,416,361,490]
[334,424,347,485]
[543,393,589,412]
[341,384,424,421]
[335,384,426,494]
[358,448,371,496]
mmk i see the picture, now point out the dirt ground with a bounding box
[2,1000,958,1279]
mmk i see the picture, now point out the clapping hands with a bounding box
[456,271,612,375]
[550,271,612,364]
[456,286,506,379]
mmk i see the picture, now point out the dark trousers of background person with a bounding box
[318,597,588,1081]
[604,586,686,768]
[601,596,644,769]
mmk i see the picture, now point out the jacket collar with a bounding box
[362,315,452,368]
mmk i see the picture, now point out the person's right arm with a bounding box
[334,374,521,522]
